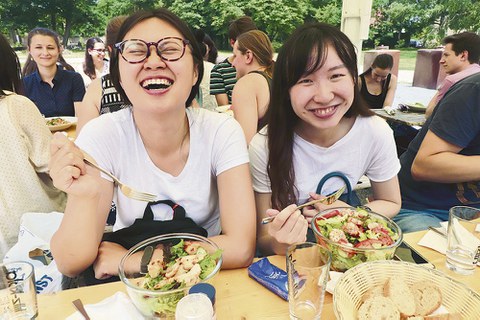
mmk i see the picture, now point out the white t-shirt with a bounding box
[76,107,249,236]
[249,115,400,204]
[200,61,218,111]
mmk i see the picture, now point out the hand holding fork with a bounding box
[261,185,346,225]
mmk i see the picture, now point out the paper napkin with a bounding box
[66,292,143,320]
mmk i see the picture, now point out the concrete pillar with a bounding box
[341,0,373,54]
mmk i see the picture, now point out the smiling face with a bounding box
[28,34,60,69]
[440,43,466,74]
[289,45,354,132]
[89,42,106,63]
[118,18,198,112]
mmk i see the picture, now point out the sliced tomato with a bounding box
[378,233,394,246]
[322,209,341,219]
[354,239,383,249]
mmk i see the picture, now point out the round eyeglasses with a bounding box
[114,37,190,64]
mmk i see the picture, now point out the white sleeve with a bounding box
[211,116,250,176]
[74,115,118,182]
[365,117,401,182]
[249,130,271,193]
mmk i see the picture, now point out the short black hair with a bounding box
[443,32,480,64]
[228,16,257,41]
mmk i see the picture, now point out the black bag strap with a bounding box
[316,171,355,204]
[143,200,186,221]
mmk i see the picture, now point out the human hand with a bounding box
[93,241,129,279]
[266,204,308,247]
[48,132,100,197]
[302,192,350,223]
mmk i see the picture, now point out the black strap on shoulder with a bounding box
[143,200,186,221]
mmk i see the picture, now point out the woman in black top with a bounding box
[359,53,398,109]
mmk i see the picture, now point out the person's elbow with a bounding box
[411,157,430,181]
[51,235,97,277]
[234,243,255,268]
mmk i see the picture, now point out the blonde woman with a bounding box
[231,30,274,143]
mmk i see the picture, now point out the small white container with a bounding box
[175,293,214,320]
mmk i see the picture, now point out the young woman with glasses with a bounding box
[82,37,108,87]
[48,8,256,278]
[358,53,398,109]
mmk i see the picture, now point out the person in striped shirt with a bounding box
[210,16,257,106]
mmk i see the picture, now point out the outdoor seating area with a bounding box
[1,2,480,319]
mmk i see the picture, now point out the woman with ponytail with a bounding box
[231,30,274,143]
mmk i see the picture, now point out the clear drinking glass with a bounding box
[0,261,38,319]
[286,242,331,320]
[446,206,480,275]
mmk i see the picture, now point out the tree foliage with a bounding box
[1,0,479,49]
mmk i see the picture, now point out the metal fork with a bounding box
[261,184,347,225]
[83,158,157,202]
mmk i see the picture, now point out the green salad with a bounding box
[133,239,222,317]
[314,207,400,271]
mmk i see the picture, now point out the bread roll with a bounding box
[384,277,416,317]
[411,281,442,316]
[358,296,400,320]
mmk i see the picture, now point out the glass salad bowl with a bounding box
[118,233,222,319]
[311,207,402,272]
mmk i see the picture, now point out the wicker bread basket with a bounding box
[333,260,480,320]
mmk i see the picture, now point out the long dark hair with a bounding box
[0,33,23,96]
[83,37,104,80]
[204,34,218,64]
[110,8,204,107]
[267,22,373,210]
[22,27,75,77]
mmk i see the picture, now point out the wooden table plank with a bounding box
[37,231,479,319]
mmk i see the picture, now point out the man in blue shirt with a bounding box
[395,72,480,233]
[24,66,85,117]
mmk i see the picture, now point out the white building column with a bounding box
[340,0,373,55]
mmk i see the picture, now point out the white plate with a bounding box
[45,117,77,132]
[405,102,427,113]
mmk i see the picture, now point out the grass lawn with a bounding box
[398,48,418,71]
[17,48,420,71]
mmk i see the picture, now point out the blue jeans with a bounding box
[393,208,449,233]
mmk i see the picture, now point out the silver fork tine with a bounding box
[123,187,157,202]
[83,158,157,202]
[262,184,346,224]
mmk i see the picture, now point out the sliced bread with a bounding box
[358,295,400,320]
[423,313,462,320]
[361,283,385,302]
[410,281,442,316]
[384,277,416,317]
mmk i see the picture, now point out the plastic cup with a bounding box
[446,206,480,275]
[175,293,214,320]
[286,242,331,320]
[0,261,38,319]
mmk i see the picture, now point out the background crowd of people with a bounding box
[1,7,480,286]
